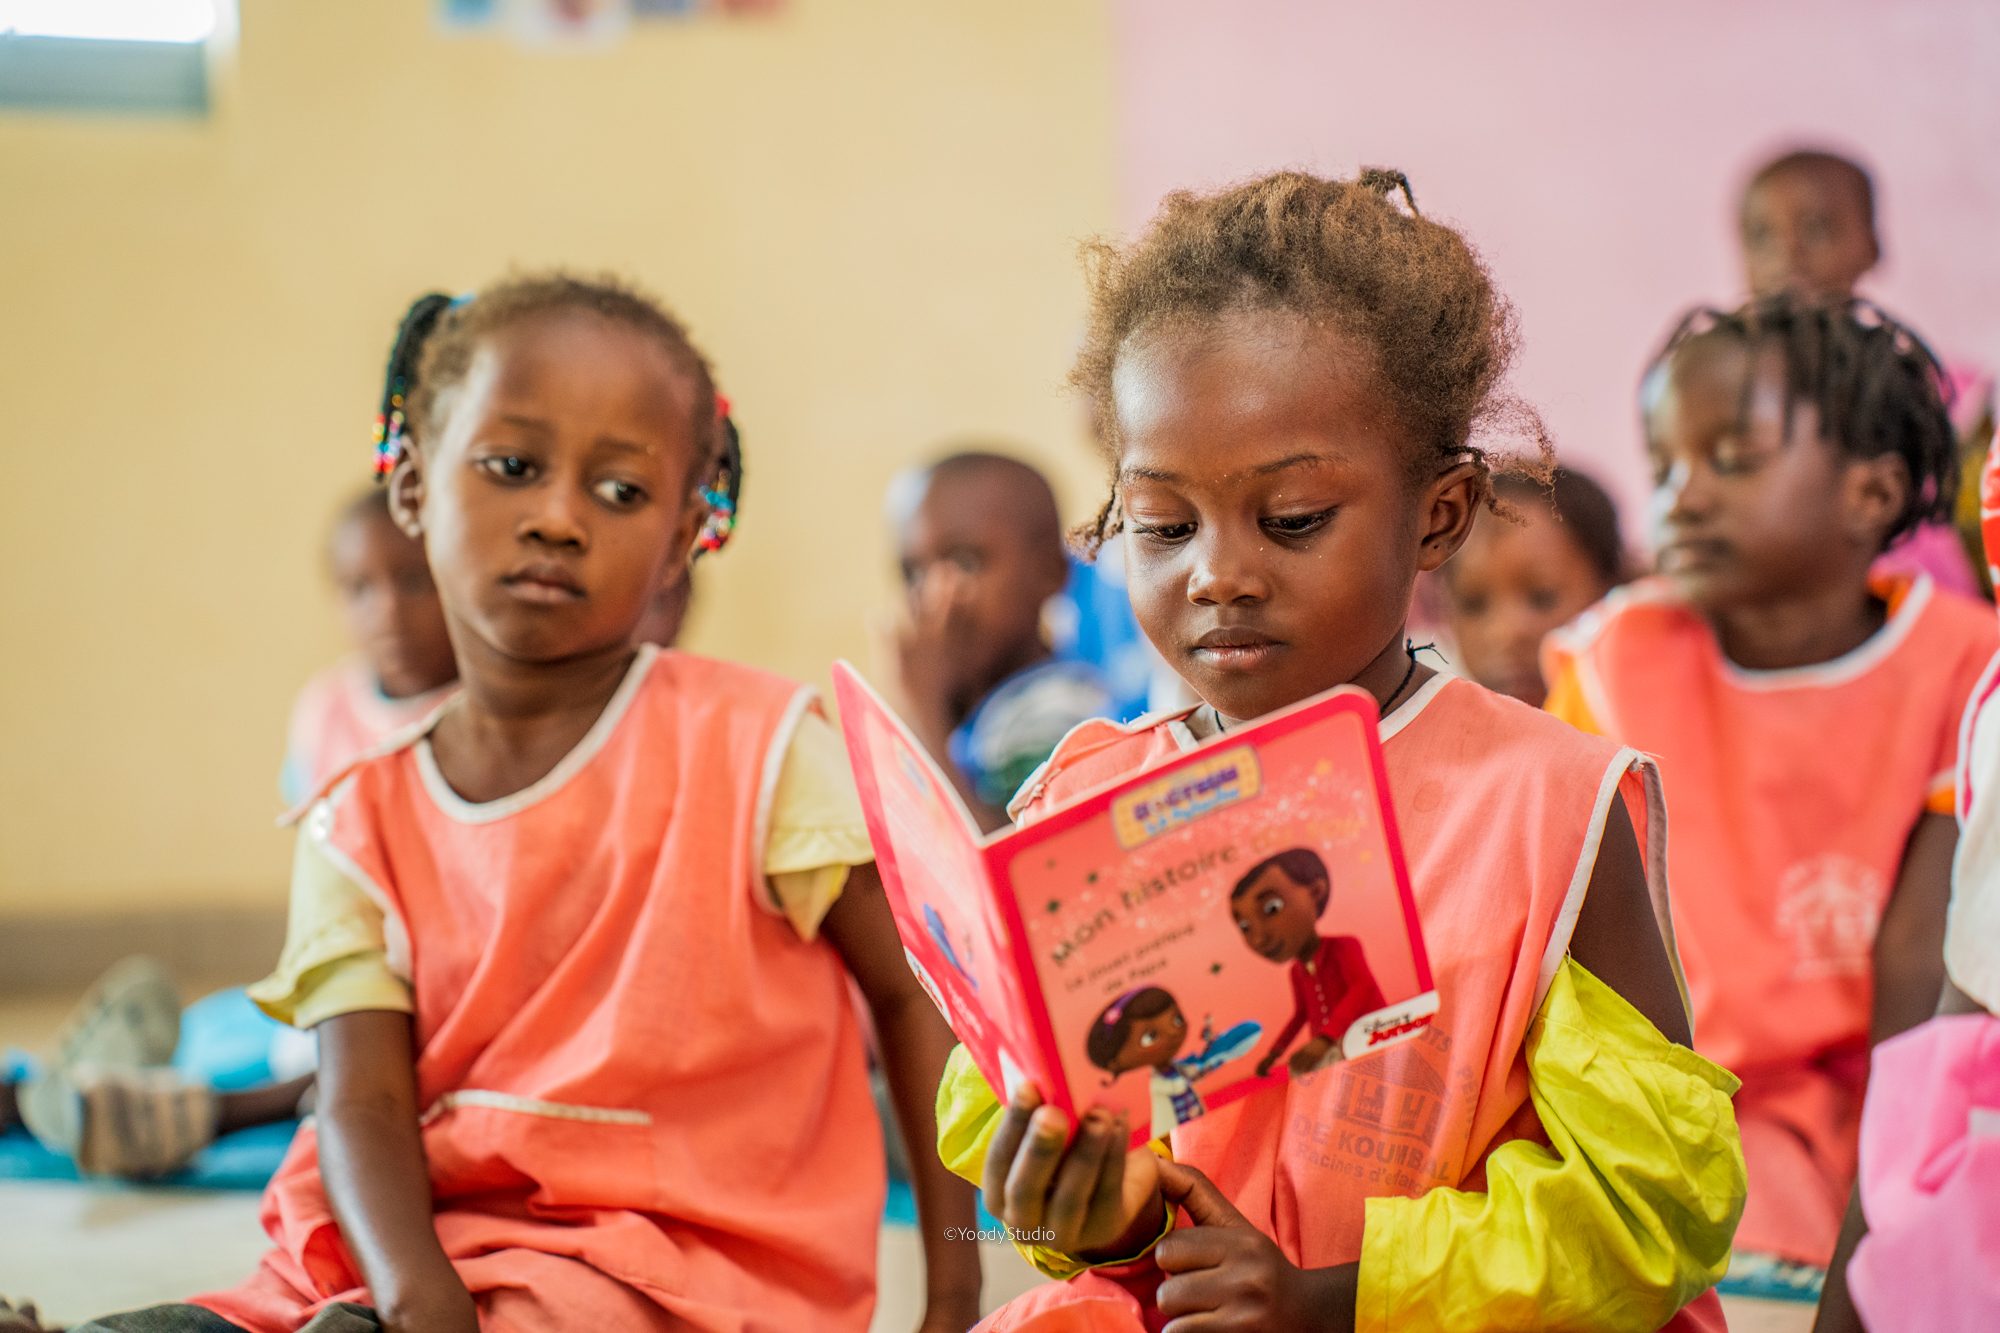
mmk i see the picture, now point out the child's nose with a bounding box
[1655,460,1712,524]
[521,485,589,549]
[1185,531,1270,605]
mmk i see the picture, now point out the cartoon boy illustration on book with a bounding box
[1085,987,1261,1140]
[1232,848,1386,1077]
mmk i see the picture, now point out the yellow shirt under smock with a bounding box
[249,708,873,1029]
[935,958,1743,1333]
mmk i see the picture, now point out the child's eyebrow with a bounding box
[1251,453,1334,477]
[592,435,661,459]
[1121,453,1334,484]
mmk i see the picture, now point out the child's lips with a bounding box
[1190,629,1284,672]
[502,565,585,603]
[1659,537,1732,569]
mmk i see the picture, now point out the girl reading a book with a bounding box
[1229,849,1386,1078]
[1085,988,1262,1141]
[930,169,1745,1332]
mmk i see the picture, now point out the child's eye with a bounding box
[1130,520,1195,545]
[1261,897,1283,917]
[480,456,534,481]
[1712,445,1757,475]
[1528,588,1562,613]
[1262,508,1334,538]
[1457,593,1489,619]
[1139,1031,1158,1047]
[594,478,646,507]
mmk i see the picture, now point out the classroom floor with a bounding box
[0,987,1810,1331]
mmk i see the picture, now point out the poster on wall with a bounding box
[513,0,632,46]
[439,0,783,35]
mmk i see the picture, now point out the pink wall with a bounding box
[1114,0,2000,525]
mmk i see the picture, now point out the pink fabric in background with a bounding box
[1848,1013,2000,1333]
[1111,0,2000,522]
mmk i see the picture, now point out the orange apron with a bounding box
[984,675,1722,1332]
[201,649,884,1333]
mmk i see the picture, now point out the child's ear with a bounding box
[1416,460,1487,574]
[673,486,710,565]
[1844,454,1911,547]
[388,455,426,538]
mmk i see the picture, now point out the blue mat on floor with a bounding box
[0,1120,300,1191]
[0,1125,1002,1234]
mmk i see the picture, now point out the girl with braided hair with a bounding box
[1544,294,1997,1297]
[36,274,980,1333]
[933,169,1743,1332]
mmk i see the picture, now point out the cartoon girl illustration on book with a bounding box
[923,902,978,992]
[1085,987,1261,1140]
[1232,847,1386,1077]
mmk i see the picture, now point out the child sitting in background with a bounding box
[938,167,1741,1332]
[1,301,465,1183]
[1545,294,1997,1291]
[279,489,458,805]
[1739,147,1988,597]
[884,450,1115,830]
[33,274,980,1333]
[1438,466,1625,707]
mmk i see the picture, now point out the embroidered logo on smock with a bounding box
[1775,854,1886,979]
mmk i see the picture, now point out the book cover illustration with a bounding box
[834,663,1436,1149]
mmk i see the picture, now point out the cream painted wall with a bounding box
[0,0,1115,913]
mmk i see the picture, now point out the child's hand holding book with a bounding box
[982,1083,1167,1264]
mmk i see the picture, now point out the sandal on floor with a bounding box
[18,1064,219,1178]
[50,956,182,1073]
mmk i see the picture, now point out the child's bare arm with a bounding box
[1565,799,1692,1046]
[822,864,984,1332]
[317,1010,476,1333]
[1819,850,1971,1333]
[1871,812,1956,1043]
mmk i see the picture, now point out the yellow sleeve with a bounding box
[246,805,413,1029]
[936,1044,1176,1279]
[763,707,877,941]
[1542,659,1605,736]
[1356,958,1745,1333]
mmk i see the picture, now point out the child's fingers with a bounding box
[1157,1159,1252,1230]
[979,1082,1044,1206]
[1154,1224,1239,1276]
[1040,1109,1117,1242]
[1084,1126,1132,1226]
[997,1104,1072,1232]
[917,566,972,630]
[1156,1265,1235,1318]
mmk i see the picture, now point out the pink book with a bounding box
[833,663,1437,1149]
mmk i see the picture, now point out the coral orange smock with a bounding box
[939,675,1741,1332]
[1545,574,1997,1264]
[201,648,884,1333]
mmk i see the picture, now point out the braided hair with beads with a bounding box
[1645,294,1960,548]
[372,292,456,479]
